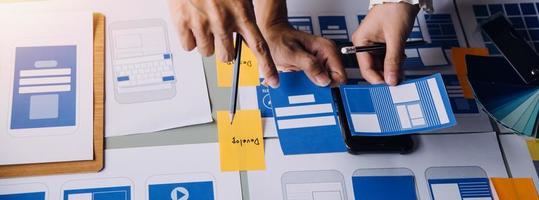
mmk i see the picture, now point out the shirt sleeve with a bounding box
[369,0,433,13]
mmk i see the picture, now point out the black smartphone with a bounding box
[481,12,539,84]
[332,88,416,154]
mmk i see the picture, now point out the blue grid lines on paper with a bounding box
[289,16,314,34]
[369,87,402,132]
[416,80,441,127]
[473,3,539,55]
[407,75,479,114]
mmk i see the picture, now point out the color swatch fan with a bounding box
[466,55,539,137]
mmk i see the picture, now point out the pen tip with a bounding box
[341,47,352,54]
[229,113,234,125]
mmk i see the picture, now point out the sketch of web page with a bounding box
[407,75,479,114]
[9,45,77,134]
[339,73,456,136]
[318,16,349,44]
[282,170,347,200]
[109,19,177,104]
[352,168,418,200]
[289,16,314,34]
[269,72,346,154]
[147,173,216,200]
[426,166,494,200]
[62,178,132,200]
[472,3,539,55]
[64,186,130,200]
[362,14,460,69]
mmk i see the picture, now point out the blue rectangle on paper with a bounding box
[63,186,131,200]
[162,76,175,81]
[148,181,214,200]
[256,81,273,117]
[339,74,456,136]
[10,45,77,130]
[428,178,493,199]
[352,176,417,200]
[318,16,349,43]
[269,72,346,155]
[288,16,314,34]
[0,192,45,200]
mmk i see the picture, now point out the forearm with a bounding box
[254,0,289,32]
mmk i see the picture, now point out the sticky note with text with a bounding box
[217,110,265,171]
[216,41,260,87]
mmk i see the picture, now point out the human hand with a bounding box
[352,2,419,85]
[261,23,346,87]
[168,0,279,87]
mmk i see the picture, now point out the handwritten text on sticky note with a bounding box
[217,110,265,171]
[216,42,260,87]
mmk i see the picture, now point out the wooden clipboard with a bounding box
[0,13,105,178]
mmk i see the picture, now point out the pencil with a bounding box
[229,34,243,124]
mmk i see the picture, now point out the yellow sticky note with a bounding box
[217,110,265,171]
[451,47,489,99]
[216,42,260,87]
[491,178,539,200]
[528,139,539,161]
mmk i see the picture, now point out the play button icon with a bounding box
[170,187,189,200]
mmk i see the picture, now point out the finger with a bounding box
[353,39,384,84]
[191,23,215,56]
[311,38,347,85]
[214,32,234,62]
[383,34,405,86]
[286,48,331,87]
[238,22,279,88]
[178,25,197,51]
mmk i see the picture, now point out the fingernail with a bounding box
[266,77,280,88]
[314,73,331,87]
[386,75,397,86]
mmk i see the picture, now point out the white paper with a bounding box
[248,132,508,200]
[97,0,212,136]
[0,12,94,165]
[0,143,242,200]
[498,134,539,191]
[0,0,213,137]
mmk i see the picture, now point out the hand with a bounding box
[351,2,419,85]
[262,23,346,86]
[168,0,279,87]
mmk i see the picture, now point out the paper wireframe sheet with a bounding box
[340,73,457,136]
[0,143,242,200]
[0,12,94,165]
[268,72,347,155]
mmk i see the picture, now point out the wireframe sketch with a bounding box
[109,19,177,104]
[281,170,348,200]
